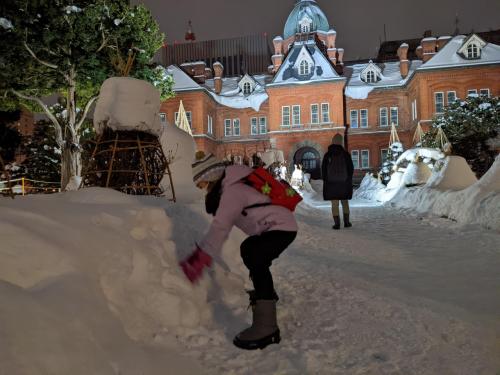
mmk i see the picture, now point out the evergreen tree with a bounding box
[0,0,174,189]
[379,142,404,185]
[422,95,499,176]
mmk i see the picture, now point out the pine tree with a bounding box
[422,95,499,176]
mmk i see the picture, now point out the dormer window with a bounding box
[299,16,312,34]
[366,71,376,83]
[466,43,480,59]
[360,61,381,83]
[457,34,486,60]
[299,60,311,75]
[243,82,252,95]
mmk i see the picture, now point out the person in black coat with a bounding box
[321,137,354,229]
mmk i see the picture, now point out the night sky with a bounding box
[133,0,500,61]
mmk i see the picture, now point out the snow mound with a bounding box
[426,156,477,190]
[402,161,432,186]
[93,77,162,136]
[0,190,247,373]
[159,124,201,203]
[395,147,444,167]
[387,170,404,189]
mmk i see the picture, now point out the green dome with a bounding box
[283,0,330,39]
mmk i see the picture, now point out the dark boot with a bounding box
[343,213,352,228]
[332,216,340,230]
[233,300,281,350]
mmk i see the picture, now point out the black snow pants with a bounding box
[240,230,297,300]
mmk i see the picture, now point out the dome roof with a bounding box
[283,0,330,39]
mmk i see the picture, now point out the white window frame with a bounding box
[479,88,490,97]
[292,105,301,126]
[250,117,258,135]
[447,91,456,105]
[360,109,368,128]
[259,117,267,134]
[233,118,240,136]
[207,115,213,134]
[361,150,370,169]
[159,112,167,124]
[311,104,319,124]
[350,110,359,128]
[366,70,376,83]
[243,82,252,95]
[224,119,232,137]
[434,92,444,114]
[467,89,478,97]
[301,23,310,33]
[379,107,388,127]
[351,150,360,170]
[299,60,310,75]
[282,106,290,126]
[390,107,399,126]
[321,103,330,123]
[467,43,479,58]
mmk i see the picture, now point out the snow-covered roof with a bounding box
[344,60,422,99]
[283,0,329,39]
[164,65,202,92]
[418,35,500,71]
[269,41,343,87]
[203,74,272,111]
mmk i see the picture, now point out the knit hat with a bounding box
[192,152,226,185]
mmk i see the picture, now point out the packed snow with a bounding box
[93,77,163,136]
[1,155,499,373]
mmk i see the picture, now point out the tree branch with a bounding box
[23,42,59,69]
[76,96,98,131]
[11,89,64,147]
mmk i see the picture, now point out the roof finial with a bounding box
[453,12,460,36]
[185,20,196,42]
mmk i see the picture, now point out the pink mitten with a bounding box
[179,246,212,283]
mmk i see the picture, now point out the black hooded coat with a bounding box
[321,144,354,200]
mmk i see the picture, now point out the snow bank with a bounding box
[401,161,431,186]
[395,147,444,167]
[159,123,201,203]
[0,188,247,373]
[93,77,163,136]
[426,155,477,190]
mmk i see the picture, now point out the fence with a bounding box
[0,177,61,196]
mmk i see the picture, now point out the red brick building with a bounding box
[161,0,500,180]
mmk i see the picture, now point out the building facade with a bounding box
[161,0,500,180]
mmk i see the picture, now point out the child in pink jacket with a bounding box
[180,153,298,350]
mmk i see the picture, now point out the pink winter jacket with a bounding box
[199,165,298,259]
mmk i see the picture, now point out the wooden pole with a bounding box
[137,136,151,195]
[164,161,176,202]
[105,134,120,188]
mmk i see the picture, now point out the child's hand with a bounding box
[179,246,212,283]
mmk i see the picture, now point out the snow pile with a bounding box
[159,123,201,203]
[426,155,477,190]
[401,161,432,186]
[0,188,247,374]
[354,173,399,202]
[93,77,163,136]
[395,147,444,168]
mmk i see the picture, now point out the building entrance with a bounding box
[293,147,321,179]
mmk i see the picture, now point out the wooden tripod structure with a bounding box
[82,129,175,200]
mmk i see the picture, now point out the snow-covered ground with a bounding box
[1,185,499,374]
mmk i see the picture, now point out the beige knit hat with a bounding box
[192,152,225,185]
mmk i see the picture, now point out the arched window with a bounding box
[366,70,376,83]
[467,43,479,59]
[302,151,317,170]
[243,82,252,95]
[299,60,310,75]
[301,23,310,33]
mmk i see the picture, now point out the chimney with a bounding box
[213,62,224,94]
[397,43,409,78]
[415,45,423,60]
[421,37,437,62]
[326,29,337,49]
[272,36,284,72]
[437,36,451,51]
[337,48,344,65]
[328,47,337,65]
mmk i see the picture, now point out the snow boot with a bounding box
[343,214,352,228]
[332,216,341,230]
[246,289,279,310]
[233,300,281,350]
